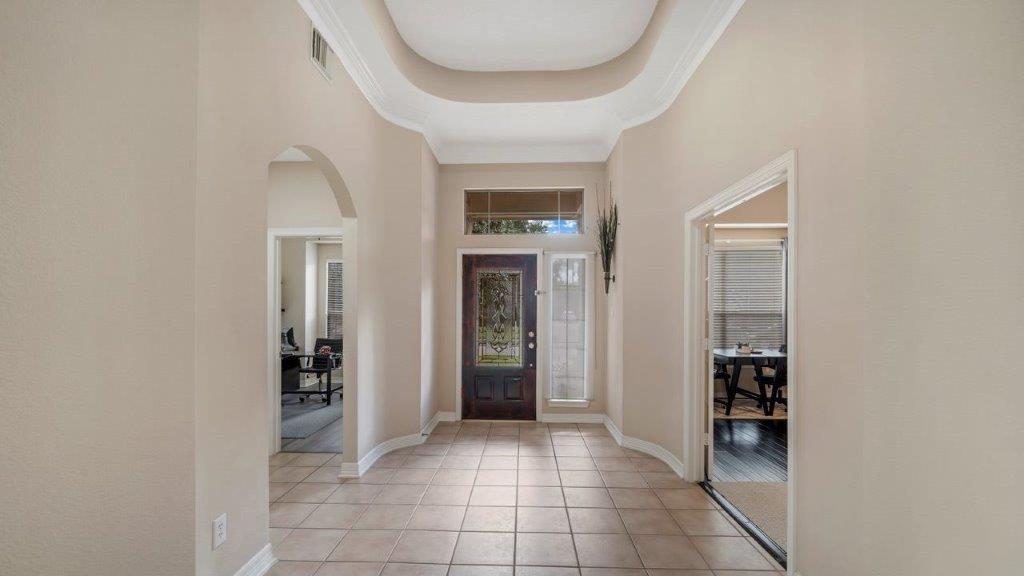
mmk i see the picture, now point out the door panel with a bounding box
[462,254,537,420]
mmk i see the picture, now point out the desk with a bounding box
[713,348,786,416]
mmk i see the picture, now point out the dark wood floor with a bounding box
[712,419,788,482]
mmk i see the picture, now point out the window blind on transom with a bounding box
[326,261,343,339]
[712,246,785,349]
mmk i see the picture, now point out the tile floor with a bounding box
[268,421,783,576]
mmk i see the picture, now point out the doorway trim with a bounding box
[681,150,797,570]
[454,248,545,421]
[267,226,344,454]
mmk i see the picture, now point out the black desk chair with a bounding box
[298,338,343,403]
[713,362,733,412]
[753,345,787,415]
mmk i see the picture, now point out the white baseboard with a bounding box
[541,412,606,424]
[338,411,455,478]
[603,415,686,478]
[233,543,275,576]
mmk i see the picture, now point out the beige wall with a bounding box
[436,163,608,417]
[268,161,346,229]
[607,0,1023,574]
[0,2,199,575]
[421,143,440,427]
[280,238,307,344]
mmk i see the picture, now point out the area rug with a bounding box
[714,397,787,420]
[713,481,787,549]
[281,395,342,439]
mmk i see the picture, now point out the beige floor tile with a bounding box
[607,489,664,509]
[328,530,402,562]
[290,453,337,467]
[274,528,347,561]
[600,473,649,489]
[519,456,558,470]
[517,486,565,507]
[479,456,518,470]
[389,530,459,564]
[707,571,779,576]
[594,459,637,472]
[475,469,517,486]
[518,445,555,457]
[325,454,347,467]
[328,484,385,504]
[551,437,586,447]
[617,509,682,535]
[271,502,320,527]
[313,562,385,576]
[668,511,740,537]
[407,505,466,530]
[516,533,578,567]
[305,467,344,483]
[572,534,641,568]
[353,505,415,529]
[270,527,294,545]
[348,469,395,485]
[562,488,614,508]
[556,457,597,471]
[453,532,515,565]
[654,489,715,510]
[412,445,450,456]
[281,483,342,503]
[446,566,513,576]
[272,467,319,483]
[380,563,448,576]
[447,443,485,456]
[300,504,368,529]
[630,459,671,473]
[420,485,472,506]
[640,473,688,489]
[373,455,410,468]
[566,508,626,534]
[372,483,427,504]
[461,506,516,531]
[579,568,650,576]
[273,482,299,501]
[388,469,437,485]
[517,506,570,532]
[425,434,456,445]
[483,444,519,456]
[402,456,444,469]
[268,560,320,576]
[469,485,517,506]
[442,455,482,470]
[559,471,605,488]
[271,453,301,467]
[554,445,592,457]
[584,447,628,458]
[630,535,707,570]
[689,537,773,571]
[641,571,712,576]
[516,568,580,576]
[518,470,562,486]
[430,469,477,485]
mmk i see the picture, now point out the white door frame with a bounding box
[267,227,344,454]
[682,150,797,570]
[454,248,545,421]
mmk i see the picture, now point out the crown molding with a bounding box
[298,0,746,164]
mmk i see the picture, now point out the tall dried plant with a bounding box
[595,183,618,293]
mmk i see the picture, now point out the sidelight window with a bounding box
[548,253,593,402]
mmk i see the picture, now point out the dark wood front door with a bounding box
[462,253,537,420]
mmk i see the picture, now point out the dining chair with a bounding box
[753,345,787,415]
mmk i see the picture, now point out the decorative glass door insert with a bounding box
[476,270,523,366]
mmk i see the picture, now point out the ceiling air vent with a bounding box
[310,24,332,81]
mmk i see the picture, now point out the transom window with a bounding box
[465,189,583,235]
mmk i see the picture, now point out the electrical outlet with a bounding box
[213,513,228,549]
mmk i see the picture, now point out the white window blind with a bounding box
[712,246,785,349]
[549,255,589,400]
[326,261,343,339]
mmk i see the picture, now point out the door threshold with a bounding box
[699,481,787,569]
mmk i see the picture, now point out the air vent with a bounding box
[310,25,332,80]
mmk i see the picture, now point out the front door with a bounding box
[462,253,537,420]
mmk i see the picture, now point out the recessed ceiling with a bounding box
[384,0,658,72]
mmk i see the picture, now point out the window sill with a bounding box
[546,399,591,408]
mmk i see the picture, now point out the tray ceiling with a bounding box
[384,0,658,72]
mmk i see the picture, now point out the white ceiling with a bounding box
[302,0,746,163]
[384,0,658,72]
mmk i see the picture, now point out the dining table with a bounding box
[714,347,787,416]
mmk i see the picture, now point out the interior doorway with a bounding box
[683,151,796,570]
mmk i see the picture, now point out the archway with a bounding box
[266,146,358,461]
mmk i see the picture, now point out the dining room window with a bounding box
[548,253,593,402]
[326,260,343,339]
[712,244,786,349]
[465,189,583,235]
